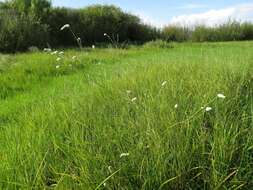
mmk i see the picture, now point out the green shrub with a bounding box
[162,25,191,42]
[0,10,49,52]
[47,5,159,47]
[191,21,253,42]
[240,22,253,40]
[191,25,217,42]
[217,21,244,41]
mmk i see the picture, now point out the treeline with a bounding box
[162,21,253,42]
[0,0,253,52]
[0,0,159,52]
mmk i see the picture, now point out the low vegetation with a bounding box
[0,42,252,189]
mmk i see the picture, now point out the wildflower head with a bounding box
[126,90,131,94]
[60,24,70,31]
[51,50,58,55]
[92,45,95,49]
[205,107,212,112]
[120,153,129,158]
[131,97,137,102]
[217,93,226,99]
[161,81,167,87]
[174,104,178,109]
[43,48,51,52]
[56,65,60,69]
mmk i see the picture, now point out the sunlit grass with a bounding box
[0,42,252,189]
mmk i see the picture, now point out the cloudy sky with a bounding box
[52,0,253,27]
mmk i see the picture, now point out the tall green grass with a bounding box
[0,42,252,189]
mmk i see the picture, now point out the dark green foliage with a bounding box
[162,25,191,42]
[46,5,159,47]
[0,9,49,52]
[0,2,158,52]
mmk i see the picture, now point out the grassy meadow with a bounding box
[0,41,252,189]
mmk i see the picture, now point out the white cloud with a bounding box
[170,3,253,27]
[177,3,207,10]
[133,11,166,28]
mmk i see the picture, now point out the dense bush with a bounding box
[163,21,253,42]
[162,25,191,42]
[46,5,159,47]
[0,1,159,52]
[0,9,49,52]
[192,21,246,42]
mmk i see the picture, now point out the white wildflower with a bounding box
[60,24,70,31]
[131,97,137,102]
[161,81,167,87]
[174,104,178,109]
[58,51,64,55]
[56,65,60,69]
[56,57,61,62]
[92,45,95,49]
[217,93,226,99]
[43,48,51,52]
[51,51,58,55]
[205,107,212,112]
[120,153,129,158]
[104,33,107,36]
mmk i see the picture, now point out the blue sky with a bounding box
[52,0,253,27]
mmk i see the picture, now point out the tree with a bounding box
[3,0,51,18]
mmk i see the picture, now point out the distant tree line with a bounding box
[0,0,159,52]
[0,0,253,52]
[162,21,253,42]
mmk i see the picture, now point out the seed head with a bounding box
[120,153,129,158]
[205,107,212,112]
[60,24,70,31]
[51,51,58,55]
[43,48,51,52]
[217,93,226,99]
[131,97,137,102]
[161,81,167,87]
